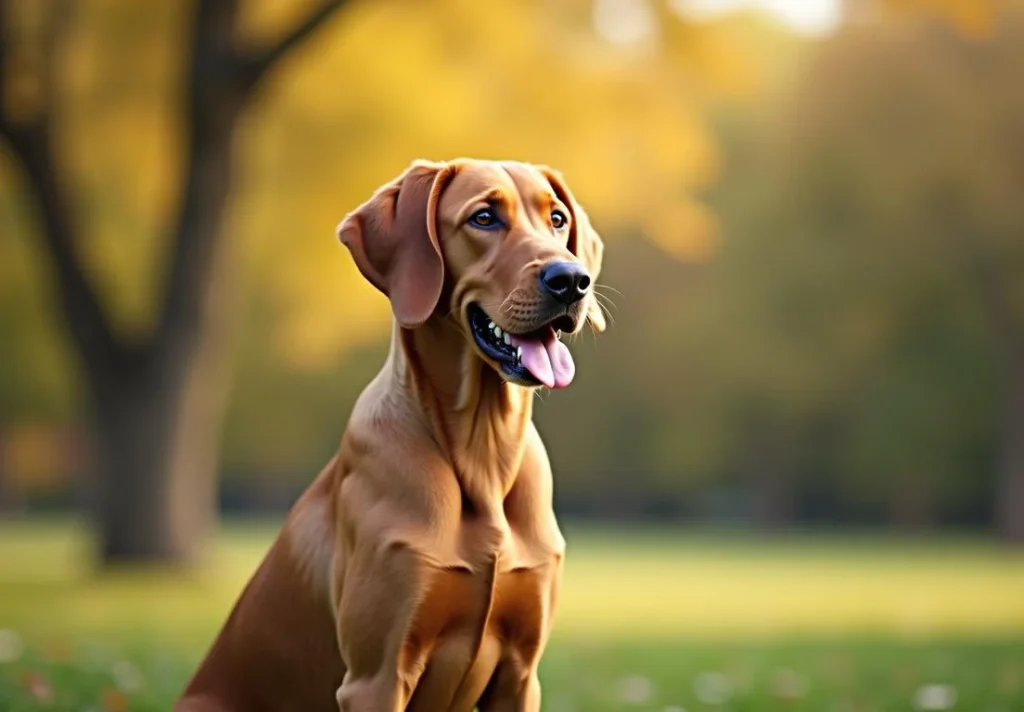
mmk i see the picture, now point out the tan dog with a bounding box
[176,159,606,712]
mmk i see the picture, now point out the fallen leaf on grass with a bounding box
[21,670,54,705]
[102,687,128,712]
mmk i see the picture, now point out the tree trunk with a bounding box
[86,0,247,564]
[995,356,1024,542]
[748,423,797,529]
[93,366,194,562]
[752,457,796,529]
[92,116,240,563]
[92,274,235,564]
[0,428,19,514]
[887,478,935,532]
[90,340,234,564]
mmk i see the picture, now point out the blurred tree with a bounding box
[848,0,999,36]
[736,4,1024,535]
[0,0,351,564]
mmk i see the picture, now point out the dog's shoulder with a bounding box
[283,465,338,600]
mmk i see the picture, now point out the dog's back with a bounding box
[177,480,344,712]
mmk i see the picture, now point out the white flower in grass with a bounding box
[693,671,732,705]
[0,628,23,663]
[771,668,809,700]
[913,684,957,711]
[727,662,755,693]
[112,659,144,693]
[616,675,654,705]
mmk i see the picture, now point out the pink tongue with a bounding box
[510,327,575,389]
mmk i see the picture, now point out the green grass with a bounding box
[1,518,1023,710]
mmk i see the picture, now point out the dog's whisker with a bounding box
[593,299,617,328]
[498,288,529,315]
[478,300,517,321]
[594,283,623,297]
[592,291,619,313]
[592,299,616,328]
[593,296,617,315]
[593,292,622,311]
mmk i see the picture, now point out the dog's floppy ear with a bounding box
[337,160,456,328]
[538,166,607,333]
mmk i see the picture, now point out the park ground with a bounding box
[1,519,1023,711]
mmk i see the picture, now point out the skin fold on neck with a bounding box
[383,318,534,505]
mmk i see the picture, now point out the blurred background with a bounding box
[2,0,1024,710]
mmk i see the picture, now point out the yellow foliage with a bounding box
[4,0,749,370]
[641,196,721,263]
[1,425,68,489]
[882,0,1000,37]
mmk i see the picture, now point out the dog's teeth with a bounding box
[488,321,494,330]
[494,326,502,337]
[517,346,522,361]
[503,333,511,345]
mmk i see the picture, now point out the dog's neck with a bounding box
[384,318,534,501]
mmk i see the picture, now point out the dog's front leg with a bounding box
[335,671,406,712]
[477,664,542,712]
[333,540,429,712]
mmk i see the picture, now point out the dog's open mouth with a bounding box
[468,304,575,389]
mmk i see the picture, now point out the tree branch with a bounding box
[933,186,1024,364]
[153,0,250,362]
[240,0,350,90]
[0,0,124,383]
[0,0,15,140]
[153,0,351,357]
[957,232,1024,360]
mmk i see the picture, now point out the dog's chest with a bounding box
[402,514,563,711]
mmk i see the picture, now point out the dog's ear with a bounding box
[337,160,456,328]
[538,166,607,333]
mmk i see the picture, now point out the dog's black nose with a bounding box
[540,261,591,305]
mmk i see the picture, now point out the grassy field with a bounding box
[1,518,1023,710]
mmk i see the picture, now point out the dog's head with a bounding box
[337,158,606,389]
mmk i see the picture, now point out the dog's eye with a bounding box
[469,209,499,230]
[551,210,568,230]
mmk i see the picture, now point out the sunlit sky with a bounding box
[593,0,843,44]
[683,0,842,34]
